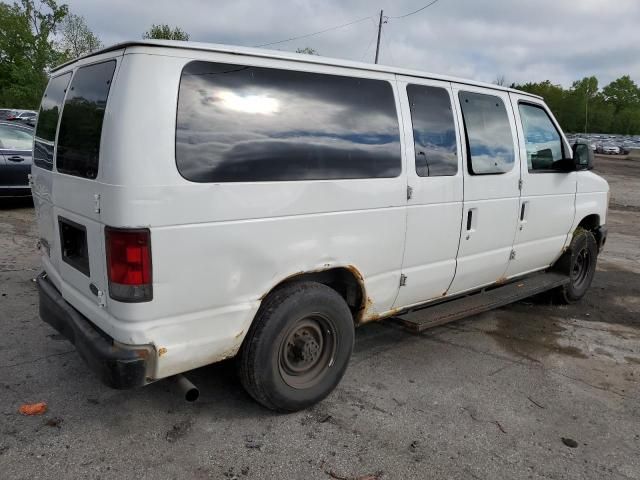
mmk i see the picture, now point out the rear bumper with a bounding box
[37,272,153,389]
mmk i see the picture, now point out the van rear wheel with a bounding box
[554,229,598,304]
[238,281,354,412]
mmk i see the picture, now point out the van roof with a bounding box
[52,39,542,99]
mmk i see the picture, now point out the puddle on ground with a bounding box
[484,298,640,367]
[487,305,589,363]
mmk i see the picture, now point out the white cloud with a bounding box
[65,0,640,88]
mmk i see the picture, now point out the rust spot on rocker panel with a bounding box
[158,347,167,357]
[496,276,508,285]
[135,349,149,360]
[360,306,403,324]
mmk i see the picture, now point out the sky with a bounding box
[64,0,640,88]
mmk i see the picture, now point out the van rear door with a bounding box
[33,57,120,313]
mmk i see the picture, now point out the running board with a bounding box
[392,272,570,332]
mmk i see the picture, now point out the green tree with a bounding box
[514,80,568,127]
[142,24,190,41]
[571,76,598,133]
[0,0,68,108]
[602,76,640,114]
[57,12,102,61]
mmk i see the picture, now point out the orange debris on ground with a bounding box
[18,402,48,416]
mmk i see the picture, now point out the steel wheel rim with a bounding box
[278,314,337,389]
[571,246,592,289]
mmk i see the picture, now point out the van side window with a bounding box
[34,73,71,170]
[57,60,116,179]
[458,91,514,175]
[518,103,564,172]
[176,61,401,182]
[407,85,457,176]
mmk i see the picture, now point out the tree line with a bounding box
[0,0,188,109]
[1,0,639,136]
[513,76,640,135]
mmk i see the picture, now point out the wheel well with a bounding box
[577,214,600,232]
[270,267,365,321]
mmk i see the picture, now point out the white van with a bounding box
[32,40,609,411]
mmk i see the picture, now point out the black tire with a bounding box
[554,229,598,304]
[238,281,355,412]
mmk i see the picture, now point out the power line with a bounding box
[389,0,440,19]
[380,26,396,65]
[361,19,380,61]
[254,15,373,48]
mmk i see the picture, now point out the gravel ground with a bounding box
[0,156,638,480]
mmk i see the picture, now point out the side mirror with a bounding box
[572,141,594,170]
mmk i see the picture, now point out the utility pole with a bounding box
[584,96,589,134]
[374,9,383,64]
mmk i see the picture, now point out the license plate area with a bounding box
[58,216,90,276]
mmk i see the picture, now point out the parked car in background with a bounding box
[0,109,18,120]
[600,144,620,155]
[22,113,38,127]
[0,121,34,197]
[7,110,37,123]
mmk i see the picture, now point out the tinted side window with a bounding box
[519,103,564,171]
[407,85,457,176]
[57,61,116,179]
[459,91,514,175]
[176,62,401,182]
[34,73,71,170]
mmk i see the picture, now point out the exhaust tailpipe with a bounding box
[174,374,199,402]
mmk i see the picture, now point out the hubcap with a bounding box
[571,246,592,290]
[279,315,337,389]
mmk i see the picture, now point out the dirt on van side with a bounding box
[0,155,638,480]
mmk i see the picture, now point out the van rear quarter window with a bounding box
[56,60,117,179]
[34,73,71,170]
[459,91,514,175]
[176,61,401,182]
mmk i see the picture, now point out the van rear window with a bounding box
[176,61,401,182]
[56,60,116,179]
[34,73,71,170]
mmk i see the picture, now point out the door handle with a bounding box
[520,203,526,221]
[7,156,24,162]
[465,209,476,240]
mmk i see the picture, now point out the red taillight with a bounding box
[105,227,152,302]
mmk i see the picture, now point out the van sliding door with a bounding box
[448,86,521,294]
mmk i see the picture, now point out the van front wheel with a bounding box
[554,229,598,304]
[238,281,355,412]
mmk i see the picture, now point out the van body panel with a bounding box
[574,170,609,230]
